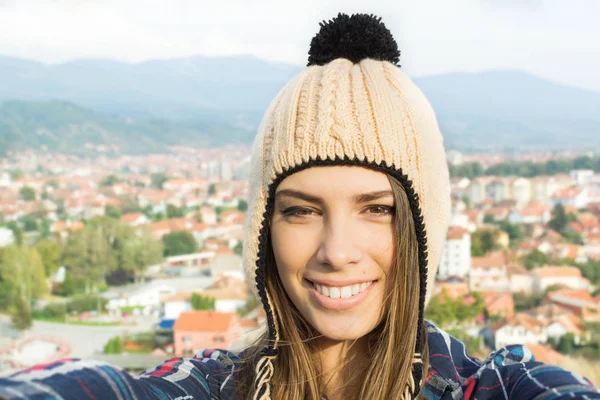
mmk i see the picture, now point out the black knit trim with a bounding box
[254,156,429,397]
[259,347,278,357]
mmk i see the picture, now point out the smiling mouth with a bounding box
[307,279,375,299]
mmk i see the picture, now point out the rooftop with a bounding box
[174,311,237,332]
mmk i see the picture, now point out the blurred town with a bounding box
[0,147,599,385]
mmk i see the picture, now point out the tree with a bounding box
[545,283,565,294]
[39,218,52,239]
[162,231,198,256]
[461,194,471,210]
[6,222,23,246]
[208,183,216,195]
[237,199,248,212]
[483,214,495,224]
[425,290,484,327]
[150,173,168,189]
[446,328,483,355]
[2,245,48,303]
[62,218,120,292]
[36,239,64,277]
[425,292,454,326]
[152,212,165,222]
[575,260,600,286]
[133,227,163,280]
[61,230,90,291]
[105,268,132,286]
[110,223,162,283]
[55,200,66,219]
[499,220,522,241]
[10,169,24,180]
[233,241,243,255]
[105,205,122,219]
[67,295,108,313]
[449,162,484,179]
[166,204,184,219]
[564,231,584,245]
[513,292,544,312]
[521,249,551,270]
[236,295,260,316]
[20,215,38,232]
[11,296,32,331]
[100,175,119,187]
[191,293,216,310]
[19,186,35,201]
[557,333,576,354]
[60,218,163,290]
[471,229,500,257]
[25,247,48,301]
[54,270,76,296]
[104,336,123,354]
[549,203,568,234]
[0,280,17,311]
[37,303,67,321]
[118,195,141,214]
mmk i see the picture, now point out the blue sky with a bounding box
[1,0,599,91]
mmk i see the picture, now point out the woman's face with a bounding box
[270,166,395,341]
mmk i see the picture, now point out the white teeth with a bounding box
[313,281,374,299]
[329,287,341,299]
[340,286,352,299]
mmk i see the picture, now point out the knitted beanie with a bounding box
[242,13,452,400]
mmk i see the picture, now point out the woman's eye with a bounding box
[282,207,316,218]
[366,205,395,216]
[280,206,393,219]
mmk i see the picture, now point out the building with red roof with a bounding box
[173,311,241,356]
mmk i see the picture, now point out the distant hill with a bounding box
[0,100,254,155]
[415,70,600,151]
[1,55,600,152]
[0,55,298,117]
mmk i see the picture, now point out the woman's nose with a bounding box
[314,216,362,269]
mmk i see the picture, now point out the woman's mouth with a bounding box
[305,279,377,310]
[312,280,374,299]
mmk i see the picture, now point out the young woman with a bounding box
[1,12,599,400]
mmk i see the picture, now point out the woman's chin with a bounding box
[311,318,376,341]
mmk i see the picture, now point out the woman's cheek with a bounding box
[360,225,394,270]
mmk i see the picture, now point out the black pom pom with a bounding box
[307,13,400,67]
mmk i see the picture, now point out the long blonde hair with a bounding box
[236,173,429,400]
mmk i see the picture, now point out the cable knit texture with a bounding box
[243,57,451,308]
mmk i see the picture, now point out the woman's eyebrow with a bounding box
[274,189,393,204]
[275,189,322,204]
[354,190,393,203]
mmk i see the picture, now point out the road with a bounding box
[0,314,156,370]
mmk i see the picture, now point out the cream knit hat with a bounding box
[242,13,452,399]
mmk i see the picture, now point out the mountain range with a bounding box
[1,54,599,154]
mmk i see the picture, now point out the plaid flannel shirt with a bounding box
[1,320,599,399]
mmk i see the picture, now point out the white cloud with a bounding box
[0,0,599,91]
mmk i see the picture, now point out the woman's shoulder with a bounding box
[0,349,239,400]
[423,320,600,399]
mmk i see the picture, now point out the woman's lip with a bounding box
[305,278,377,287]
[306,279,377,311]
